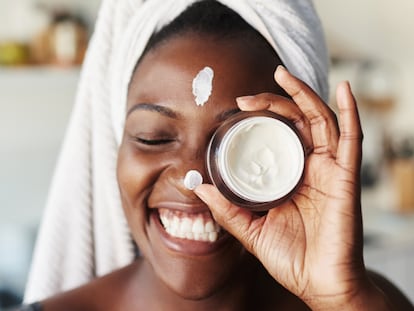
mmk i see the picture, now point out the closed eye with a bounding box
[135,137,175,145]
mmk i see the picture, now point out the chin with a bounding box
[148,244,248,302]
[158,259,235,301]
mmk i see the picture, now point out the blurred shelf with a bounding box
[0,65,80,79]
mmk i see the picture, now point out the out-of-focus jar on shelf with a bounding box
[356,60,398,113]
[0,42,31,66]
[388,136,414,213]
[30,11,88,67]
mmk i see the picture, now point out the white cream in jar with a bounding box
[207,111,305,211]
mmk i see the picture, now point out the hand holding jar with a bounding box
[194,66,395,310]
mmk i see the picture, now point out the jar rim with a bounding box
[216,114,305,203]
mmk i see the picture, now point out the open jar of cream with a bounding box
[206,111,305,211]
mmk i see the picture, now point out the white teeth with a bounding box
[159,209,221,242]
[209,232,218,242]
[205,220,215,233]
[193,233,201,241]
[192,218,204,234]
[181,218,192,232]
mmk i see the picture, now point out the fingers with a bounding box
[335,81,363,172]
[236,93,313,155]
[194,184,261,254]
[274,65,340,156]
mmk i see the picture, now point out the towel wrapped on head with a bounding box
[24,0,329,303]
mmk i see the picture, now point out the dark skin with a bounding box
[38,33,413,310]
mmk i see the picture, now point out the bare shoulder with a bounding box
[37,260,145,311]
[368,270,414,310]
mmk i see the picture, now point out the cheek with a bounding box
[118,149,147,204]
[116,144,164,240]
[117,142,166,199]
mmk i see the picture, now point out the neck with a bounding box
[129,255,281,311]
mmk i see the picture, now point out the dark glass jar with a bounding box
[206,111,305,211]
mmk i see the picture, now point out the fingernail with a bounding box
[274,65,288,81]
[344,80,352,91]
[294,119,305,130]
[236,95,254,103]
[277,64,287,72]
[194,185,206,201]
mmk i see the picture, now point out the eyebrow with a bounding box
[126,103,240,122]
[127,103,179,119]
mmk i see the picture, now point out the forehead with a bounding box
[128,33,282,107]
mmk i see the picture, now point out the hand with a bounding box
[195,66,382,309]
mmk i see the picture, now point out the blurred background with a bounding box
[0,0,413,308]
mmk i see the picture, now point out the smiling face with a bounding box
[117,31,283,299]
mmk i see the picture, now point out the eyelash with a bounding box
[135,137,174,146]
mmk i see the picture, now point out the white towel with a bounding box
[24,0,329,302]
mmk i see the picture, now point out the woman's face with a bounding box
[117,32,283,299]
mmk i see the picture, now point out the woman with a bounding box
[23,1,413,310]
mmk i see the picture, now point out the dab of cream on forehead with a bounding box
[192,66,214,106]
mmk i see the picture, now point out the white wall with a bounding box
[0,68,79,293]
[0,68,79,226]
[314,0,414,135]
[314,0,414,61]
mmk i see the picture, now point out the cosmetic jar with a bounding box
[207,111,305,211]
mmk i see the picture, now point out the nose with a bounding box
[173,143,210,195]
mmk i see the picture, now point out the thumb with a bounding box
[194,184,263,254]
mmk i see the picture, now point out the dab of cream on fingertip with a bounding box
[184,170,203,190]
[192,66,214,106]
